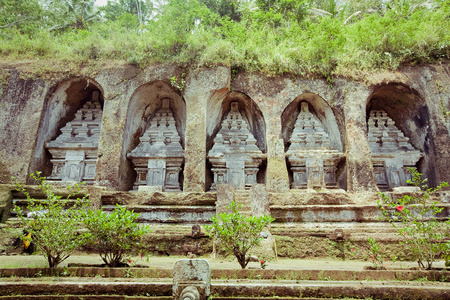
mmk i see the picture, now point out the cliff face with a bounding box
[0,62,449,192]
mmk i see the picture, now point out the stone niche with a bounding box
[122,81,185,191]
[45,91,102,184]
[27,77,103,184]
[368,84,436,188]
[367,110,422,190]
[207,101,266,190]
[285,101,345,190]
[128,98,184,191]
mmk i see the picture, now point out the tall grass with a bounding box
[0,4,448,78]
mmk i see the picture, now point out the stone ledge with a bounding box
[0,277,449,299]
[1,267,449,282]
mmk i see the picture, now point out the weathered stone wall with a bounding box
[0,62,449,192]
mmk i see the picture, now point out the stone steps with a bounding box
[0,279,449,299]
[234,191,251,215]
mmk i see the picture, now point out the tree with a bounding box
[47,0,101,30]
[0,0,44,34]
[13,172,88,268]
[100,0,154,25]
[199,0,242,22]
[254,0,308,23]
[205,202,274,269]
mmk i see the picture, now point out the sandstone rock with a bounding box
[216,184,234,214]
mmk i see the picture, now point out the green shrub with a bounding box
[205,201,274,269]
[364,237,384,269]
[378,168,449,269]
[13,172,88,268]
[83,204,150,267]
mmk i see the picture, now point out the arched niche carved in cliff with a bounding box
[206,91,267,191]
[28,77,104,184]
[122,81,186,191]
[367,83,436,189]
[281,93,346,190]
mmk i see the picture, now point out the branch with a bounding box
[344,11,361,25]
[0,17,34,28]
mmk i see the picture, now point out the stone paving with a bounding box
[0,253,448,270]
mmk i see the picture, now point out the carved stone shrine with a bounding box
[368,110,422,190]
[286,102,344,189]
[127,98,184,191]
[46,91,102,184]
[208,102,265,190]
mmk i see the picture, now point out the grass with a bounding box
[0,3,449,79]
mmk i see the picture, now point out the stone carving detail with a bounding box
[368,110,422,190]
[286,102,344,189]
[208,102,265,190]
[128,98,184,191]
[46,91,102,184]
[173,259,210,300]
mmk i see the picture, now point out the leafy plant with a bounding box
[170,73,186,91]
[364,237,384,269]
[48,0,101,30]
[378,168,449,269]
[443,241,450,268]
[83,204,150,267]
[13,172,88,268]
[260,259,267,269]
[205,201,274,269]
[1,0,449,77]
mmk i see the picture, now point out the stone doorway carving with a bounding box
[367,109,422,190]
[285,101,344,190]
[367,84,436,189]
[208,102,266,190]
[128,98,184,191]
[45,91,102,184]
[121,81,186,191]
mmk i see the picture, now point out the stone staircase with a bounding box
[233,191,251,215]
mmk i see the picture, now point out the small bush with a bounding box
[13,172,88,268]
[378,168,449,269]
[364,237,384,269]
[83,204,150,267]
[205,201,274,269]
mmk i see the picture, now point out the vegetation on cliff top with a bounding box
[0,0,449,78]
